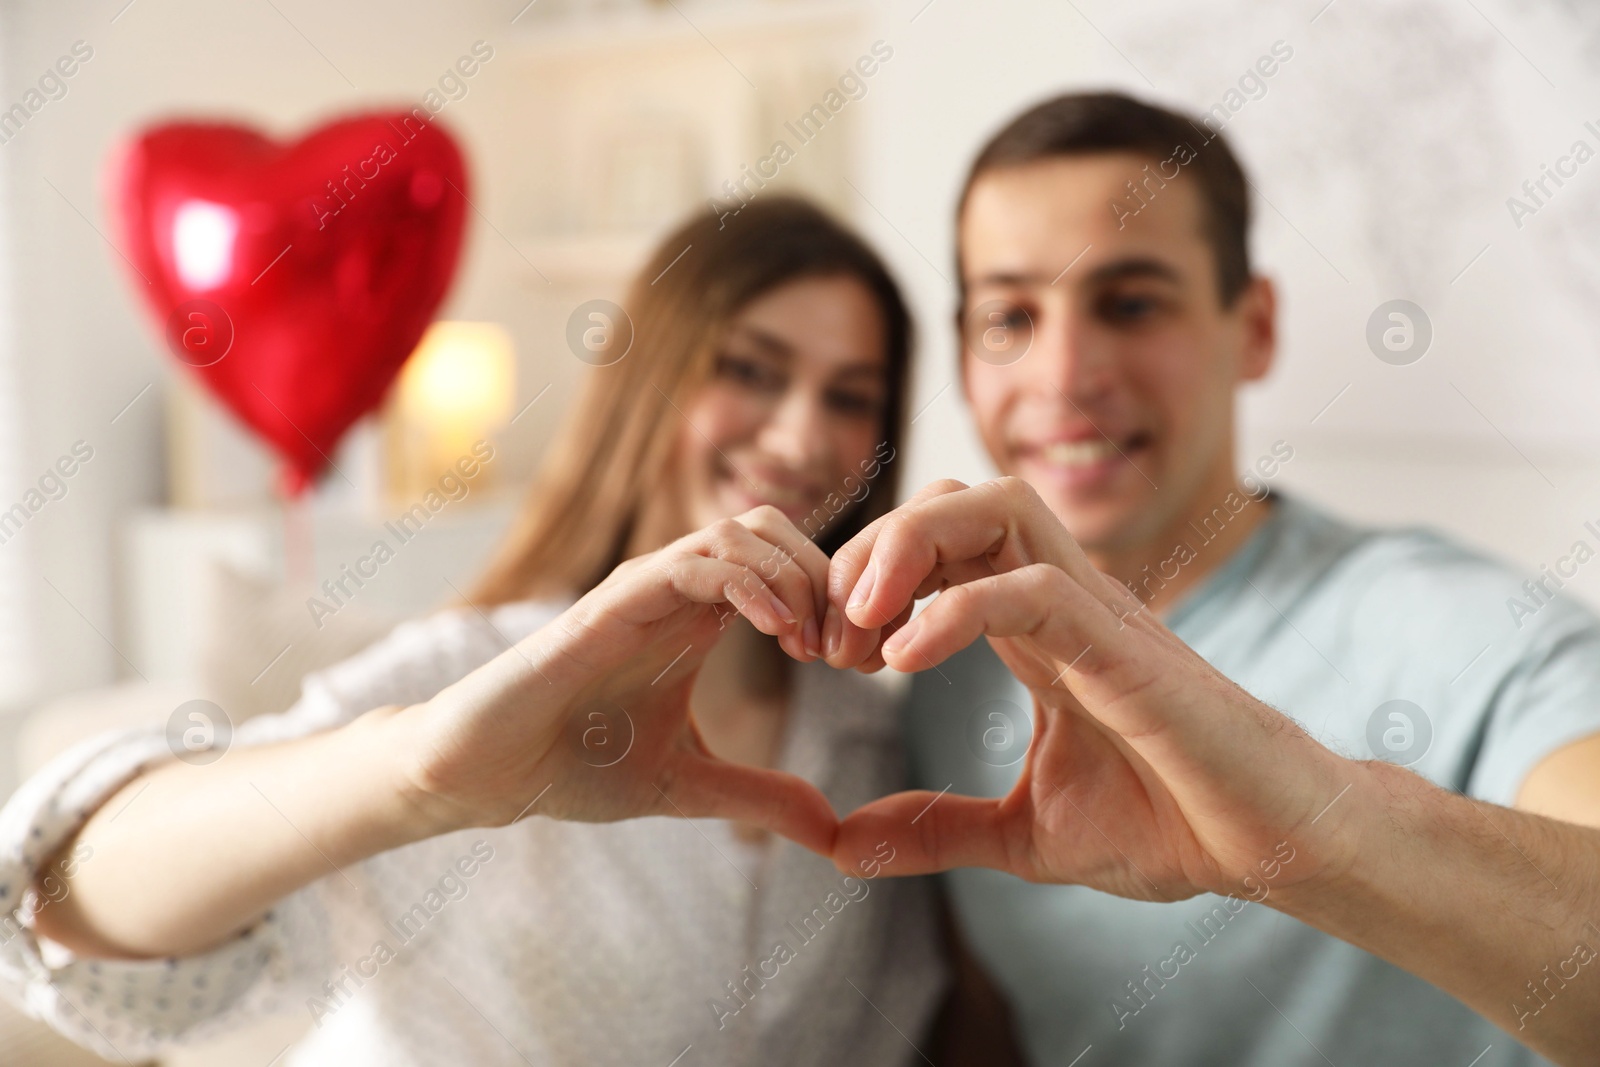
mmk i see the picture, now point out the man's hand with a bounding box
[824,478,1600,1065]
[823,477,1355,898]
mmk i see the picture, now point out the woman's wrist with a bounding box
[354,702,483,844]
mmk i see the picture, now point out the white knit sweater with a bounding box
[0,600,947,1066]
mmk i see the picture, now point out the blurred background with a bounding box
[0,0,1597,1059]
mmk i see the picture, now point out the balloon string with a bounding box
[283,493,314,589]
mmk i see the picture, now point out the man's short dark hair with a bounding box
[958,91,1254,306]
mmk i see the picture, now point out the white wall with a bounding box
[2,0,1598,710]
[856,0,1600,600]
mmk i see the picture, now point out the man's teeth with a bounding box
[1041,439,1123,467]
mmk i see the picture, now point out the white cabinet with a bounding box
[121,497,518,684]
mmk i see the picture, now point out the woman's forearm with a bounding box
[1277,759,1600,1066]
[28,513,844,962]
[32,705,432,960]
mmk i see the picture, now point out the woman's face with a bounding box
[668,274,891,540]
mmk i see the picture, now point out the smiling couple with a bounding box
[6,92,1600,1067]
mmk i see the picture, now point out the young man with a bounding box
[823,93,1600,1066]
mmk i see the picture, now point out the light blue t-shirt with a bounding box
[907,493,1600,1066]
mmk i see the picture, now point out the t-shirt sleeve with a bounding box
[1467,598,1600,807]
[0,599,562,1059]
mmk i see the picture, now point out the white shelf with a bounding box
[121,499,519,683]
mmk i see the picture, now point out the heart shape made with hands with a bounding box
[420,487,1297,907]
[484,496,1030,876]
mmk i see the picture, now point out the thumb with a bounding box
[660,755,839,858]
[832,790,1023,878]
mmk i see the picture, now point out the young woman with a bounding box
[0,197,948,1065]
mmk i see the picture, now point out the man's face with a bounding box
[959,153,1274,556]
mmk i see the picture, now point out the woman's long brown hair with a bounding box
[469,196,913,606]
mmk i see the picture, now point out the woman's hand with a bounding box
[31,507,838,962]
[823,478,1354,897]
[389,506,841,855]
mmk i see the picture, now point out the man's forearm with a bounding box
[1277,758,1600,1066]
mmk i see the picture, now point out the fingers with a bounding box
[832,479,1139,660]
[847,601,914,674]
[824,479,971,668]
[593,512,827,662]
[686,510,834,661]
[584,552,799,655]
[729,505,834,653]
[827,478,969,611]
[879,563,1115,675]
[666,754,839,857]
[673,552,807,636]
[832,790,1023,878]
[828,478,991,644]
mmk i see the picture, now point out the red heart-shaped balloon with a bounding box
[110,112,469,494]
